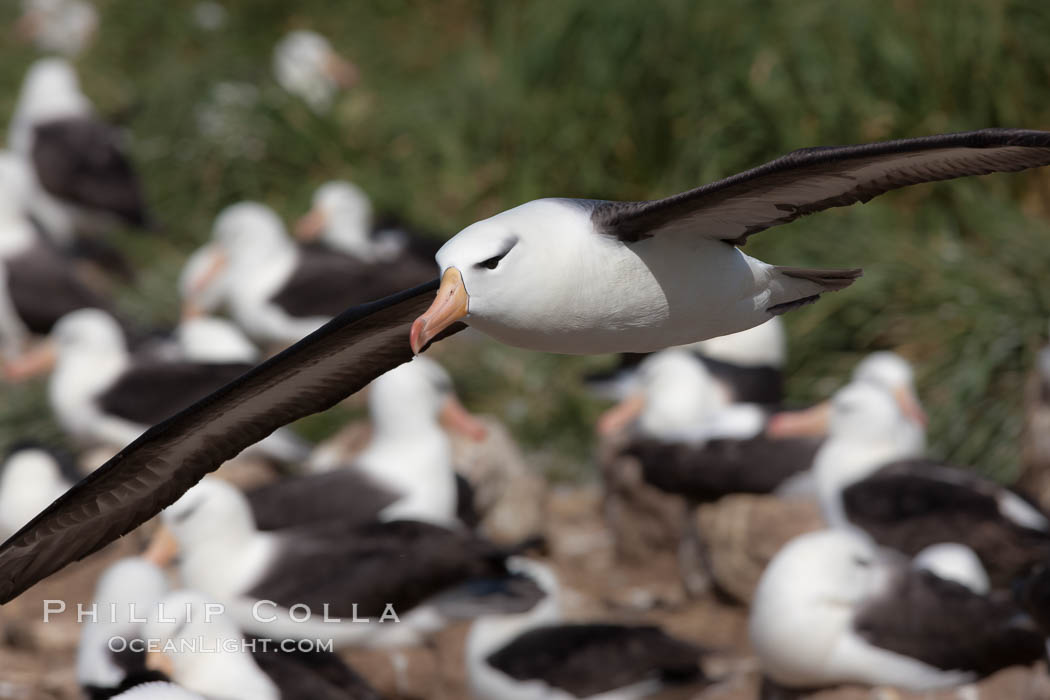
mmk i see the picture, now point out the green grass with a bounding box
[2,0,1050,481]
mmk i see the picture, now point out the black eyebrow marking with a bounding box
[475,237,519,270]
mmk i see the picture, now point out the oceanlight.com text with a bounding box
[108,635,336,654]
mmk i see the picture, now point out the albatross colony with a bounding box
[2,128,1050,602]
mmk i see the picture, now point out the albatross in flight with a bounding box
[2,128,1050,602]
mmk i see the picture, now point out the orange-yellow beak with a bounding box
[325,52,360,89]
[410,267,469,355]
[894,386,928,428]
[440,397,488,441]
[2,341,57,382]
[145,647,176,676]
[294,208,327,242]
[142,524,179,568]
[596,394,646,436]
[766,400,832,438]
[181,247,228,319]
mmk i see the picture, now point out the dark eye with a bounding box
[477,253,505,270]
[853,555,872,567]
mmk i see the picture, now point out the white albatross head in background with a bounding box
[596,348,765,443]
[766,351,926,448]
[273,30,358,113]
[158,478,278,611]
[295,180,373,255]
[210,201,294,273]
[852,351,926,448]
[9,58,92,155]
[17,0,99,56]
[0,444,74,537]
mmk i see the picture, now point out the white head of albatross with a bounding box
[211,201,294,273]
[295,180,373,253]
[272,30,358,113]
[0,444,74,538]
[767,351,926,446]
[9,58,92,155]
[17,0,99,56]
[852,351,926,439]
[596,348,765,443]
[158,478,277,607]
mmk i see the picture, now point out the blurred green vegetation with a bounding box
[1,0,1049,481]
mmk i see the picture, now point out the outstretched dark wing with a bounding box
[0,280,463,603]
[32,117,152,228]
[592,129,1050,244]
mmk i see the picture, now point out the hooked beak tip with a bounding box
[409,268,469,354]
[409,317,427,355]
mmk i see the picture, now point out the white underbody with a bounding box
[470,240,777,354]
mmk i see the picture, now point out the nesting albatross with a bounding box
[8,59,154,240]
[814,381,1050,587]
[4,128,1050,602]
[750,528,1045,692]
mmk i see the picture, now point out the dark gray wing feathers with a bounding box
[592,128,1050,244]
